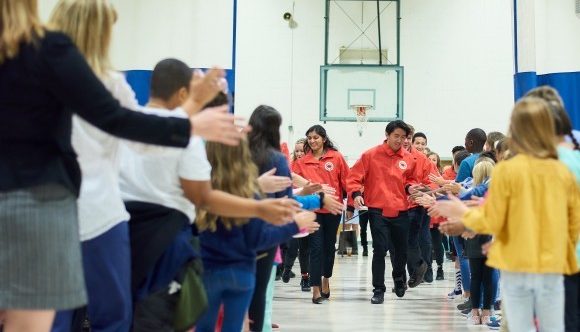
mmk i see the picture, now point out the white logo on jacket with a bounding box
[398,160,407,170]
[324,162,334,172]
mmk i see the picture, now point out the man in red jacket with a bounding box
[347,120,422,304]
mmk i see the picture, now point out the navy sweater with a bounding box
[200,219,299,272]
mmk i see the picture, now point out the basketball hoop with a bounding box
[350,104,373,136]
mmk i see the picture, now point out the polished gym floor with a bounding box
[273,253,479,331]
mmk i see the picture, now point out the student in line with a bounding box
[429,149,472,300]
[484,132,506,154]
[434,97,580,332]
[195,138,319,332]
[0,0,243,330]
[426,151,445,281]
[118,63,300,329]
[456,129,487,182]
[526,85,580,332]
[293,125,349,304]
[282,138,313,291]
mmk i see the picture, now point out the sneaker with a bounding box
[460,308,472,317]
[408,262,428,288]
[300,277,310,292]
[424,267,434,283]
[436,266,444,280]
[281,269,291,283]
[371,290,385,304]
[447,288,462,299]
[457,299,471,311]
[394,278,407,298]
[487,318,501,330]
[362,246,368,257]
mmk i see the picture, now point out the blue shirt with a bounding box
[455,153,480,182]
[200,217,299,272]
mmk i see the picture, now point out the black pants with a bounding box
[283,237,309,274]
[359,211,369,248]
[430,228,444,266]
[249,247,277,332]
[442,234,450,252]
[369,209,410,292]
[469,257,493,310]
[309,213,341,287]
[407,207,431,276]
[565,272,580,332]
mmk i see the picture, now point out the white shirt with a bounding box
[73,71,138,241]
[118,107,211,222]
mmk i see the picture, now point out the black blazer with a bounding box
[0,31,191,195]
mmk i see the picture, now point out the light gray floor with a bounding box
[272,254,481,331]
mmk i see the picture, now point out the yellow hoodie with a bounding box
[463,154,580,275]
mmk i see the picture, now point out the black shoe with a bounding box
[312,297,324,304]
[394,278,407,298]
[281,269,291,283]
[289,271,296,278]
[457,299,471,311]
[460,308,471,317]
[300,277,311,292]
[321,290,330,299]
[408,262,428,288]
[436,266,444,280]
[275,274,281,281]
[424,267,434,283]
[371,290,385,304]
[362,246,368,256]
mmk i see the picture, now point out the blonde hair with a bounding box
[473,158,495,185]
[196,139,262,232]
[49,0,116,76]
[0,0,44,64]
[292,138,307,162]
[508,97,558,160]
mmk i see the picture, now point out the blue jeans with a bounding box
[196,268,256,332]
[452,236,471,292]
[502,271,564,332]
[52,222,132,332]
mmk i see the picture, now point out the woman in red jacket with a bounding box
[292,125,348,304]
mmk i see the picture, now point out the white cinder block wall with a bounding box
[40,0,516,163]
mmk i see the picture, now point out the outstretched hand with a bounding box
[438,220,467,236]
[189,106,250,146]
[256,197,301,225]
[429,194,469,220]
[258,168,292,194]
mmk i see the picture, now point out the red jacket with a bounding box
[407,147,438,208]
[347,142,419,218]
[442,166,456,181]
[292,149,349,214]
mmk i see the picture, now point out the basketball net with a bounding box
[350,105,372,136]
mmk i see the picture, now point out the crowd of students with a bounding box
[0,1,579,332]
